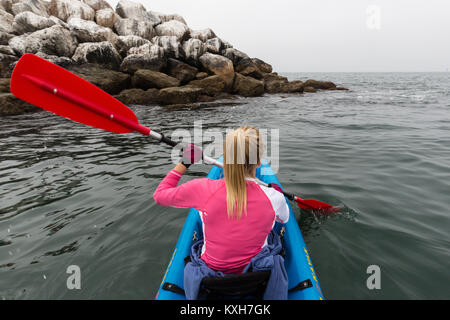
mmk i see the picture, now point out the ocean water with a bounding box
[0,72,449,299]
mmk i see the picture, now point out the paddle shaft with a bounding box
[22,67,319,209]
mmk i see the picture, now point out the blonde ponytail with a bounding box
[223,126,264,219]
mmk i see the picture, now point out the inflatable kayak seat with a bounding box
[163,260,271,300]
[200,269,271,300]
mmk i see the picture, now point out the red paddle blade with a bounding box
[10,53,138,134]
[296,198,340,214]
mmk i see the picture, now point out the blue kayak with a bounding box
[155,160,324,300]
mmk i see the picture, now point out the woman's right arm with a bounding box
[153,165,208,209]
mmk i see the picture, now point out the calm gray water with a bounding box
[1,72,449,299]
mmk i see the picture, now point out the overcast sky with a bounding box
[107,0,450,72]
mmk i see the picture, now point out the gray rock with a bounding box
[252,58,272,73]
[132,69,180,89]
[222,48,249,65]
[303,86,317,93]
[155,12,187,25]
[0,9,14,34]
[114,18,155,40]
[190,28,215,42]
[0,52,17,77]
[11,0,48,17]
[68,64,131,94]
[120,53,166,74]
[0,77,10,92]
[12,11,56,35]
[166,58,197,84]
[8,24,78,57]
[232,73,264,97]
[0,31,13,45]
[68,17,118,45]
[81,0,112,11]
[0,44,14,55]
[115,35,150,57]
[127,42,164,57]
[0,93,39,116]
[199,52,234,76]
[152,35,183,59]
[155,20,189,41]
[157,85,204,105]
[303,79,336,90]
[188,75,228,96]
[95,8,119,29]
[113,88,159,105]
[48,15,68,28]
[115,0,160,26]
[182,38,206,65]
[35,51,73,67]
[205,37,223,54]
[235,57,263,79]
[48,0,95,22]
[72,41,122,70]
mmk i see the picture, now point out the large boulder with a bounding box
[48,0,95,22]
[68,64,130,94]
[152,35,183,59]
[35,51,73,68]
[81,0,112,11]
[0,93,39,116]
[120,53,166,74]
[95,8,120,29]
[127,42,163,57]
[155,12,187,25]
[188,75,228,96]
[155,20,189,41]
[0,44,14,55]
[11,0,49,17]
[182,38,206,65]
[68,18,118,45]
[284,81,304,93]
[232,73,264,97]
[0,52,17,77]
[115,0,160,26]
[235,57,263,79]
[0,9,14,34]
[0,31,13,45]
[72,41,122,70]
[113,88,159,105]
[165,58,197,84]
[157,86,204,105]
[303,79,336,90]
[263,73,289,93]
[205,37,223,54]
[252,58,272,74]
[222,48,249,65]
[114,35,150,57]
[12,11,56,35]
[0,77,10,92]
[132,69,179,89]
[190,28,215,42]
[8,25,78,57]
[199,52,234,76]
[114,18,155,40]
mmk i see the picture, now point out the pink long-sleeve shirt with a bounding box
[153,169,290,274]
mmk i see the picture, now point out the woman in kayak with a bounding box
[153,126,289,275]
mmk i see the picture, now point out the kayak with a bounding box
[155,160,324,300]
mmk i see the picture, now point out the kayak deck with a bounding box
[155,161,324,300]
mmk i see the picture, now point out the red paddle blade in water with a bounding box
[296,198,340,214]
[10,53,138,134]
